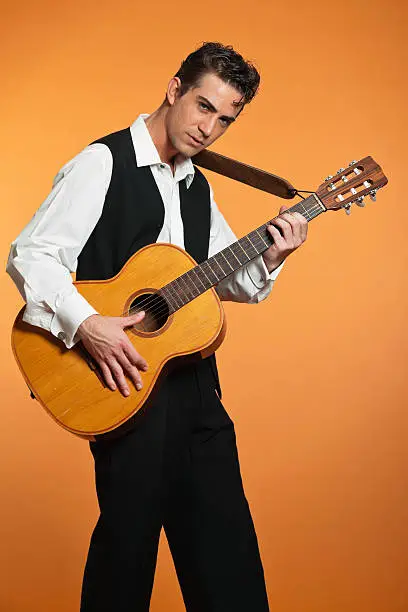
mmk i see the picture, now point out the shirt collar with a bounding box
[130,114,195,189]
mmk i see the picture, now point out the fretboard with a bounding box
[160,193,325,314]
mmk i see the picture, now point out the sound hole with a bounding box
[129,292,169,333]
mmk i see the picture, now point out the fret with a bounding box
[249,230,267,252]
[235,240,251,262]
[199,265,212,285]
[246,233,260,255]
[194,266,211,290]
[160,286,177,314]
[207,261,221,282]
[299,201,310,219]
[292,194,323,221]
[178,273,198,300]
[201,260,220,284]
[239,235,259,259]
[229,242,248,265]
[168,281,185,309]
[174,278,189,305]
[214,252,232,276]
[226,244,242,266]
[184,270,201,296]
[219,251,234,271]
[211,254,226,276]
[255,229,269,249]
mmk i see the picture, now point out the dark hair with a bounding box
[175,42,260,106]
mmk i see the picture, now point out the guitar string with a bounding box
[122,200,322,326]
[118,202,322,325]
[114,202,322,331]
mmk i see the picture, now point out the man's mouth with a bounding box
[188,134,204,147]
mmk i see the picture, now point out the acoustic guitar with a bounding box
[11,157,388,439]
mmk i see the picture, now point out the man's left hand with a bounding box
[262,205,308,273]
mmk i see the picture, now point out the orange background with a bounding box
[1,0,407,610]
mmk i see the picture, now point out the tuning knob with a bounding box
[369,189,377,202]
[356,196,365,207]
[336,167,345,174]
[344,204,352,215]
[325,174,334,182]
[349,160,357,166]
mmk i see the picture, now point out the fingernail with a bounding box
[136,383,142,391]
[124,389,129,397]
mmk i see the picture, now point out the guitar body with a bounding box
[11,243,226,439]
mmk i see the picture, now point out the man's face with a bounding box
[165,72,244,158]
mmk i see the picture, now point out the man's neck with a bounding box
[144,106,177,170]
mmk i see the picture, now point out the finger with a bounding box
[279,212,302,245]
[99,361,117,392]
[296,213,309,241]
[266,223,285,246]
[288,211,308,240]
[107,359,130,397]
[123,341,148,371]
[271,217,294,246]
[121,311,145,328]
[116,352,143,391]
[279,204,289,214]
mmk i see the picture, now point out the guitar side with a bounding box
[11,243,226,439]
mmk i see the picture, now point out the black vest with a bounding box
[76,128,220,394]
[76,128,211,280]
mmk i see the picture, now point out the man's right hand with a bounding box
[76,312,148,397]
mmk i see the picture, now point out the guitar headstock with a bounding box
[316,156,388,215]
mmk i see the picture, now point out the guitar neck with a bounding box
[160,193,325,314]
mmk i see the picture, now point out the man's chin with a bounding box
[177,143,203,159]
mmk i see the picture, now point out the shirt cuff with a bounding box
[247,255,284,289]
[50,291,98,348]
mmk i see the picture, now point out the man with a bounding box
[7,42,307,611]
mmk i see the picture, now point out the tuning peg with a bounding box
[349,160,357,166]
[344,204,352,215]
[356,196,365,207]
[325,174,334,182]
[369,189,377,202]
[336,167,345,174]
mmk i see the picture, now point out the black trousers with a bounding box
[80,359,269,611]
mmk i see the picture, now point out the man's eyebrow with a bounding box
[197,96,237,123]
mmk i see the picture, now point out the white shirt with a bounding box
[7,114,283,348]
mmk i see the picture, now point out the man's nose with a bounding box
[198,115,218,139]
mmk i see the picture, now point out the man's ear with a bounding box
[166,77,182,106]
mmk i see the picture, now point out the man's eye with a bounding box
[220,118,229,127]
[199,102,209,110]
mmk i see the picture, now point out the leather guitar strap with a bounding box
[193,149,297,200]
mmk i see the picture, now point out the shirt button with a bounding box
[58,332,66,341]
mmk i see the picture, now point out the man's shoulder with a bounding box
[90,127,131,149]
